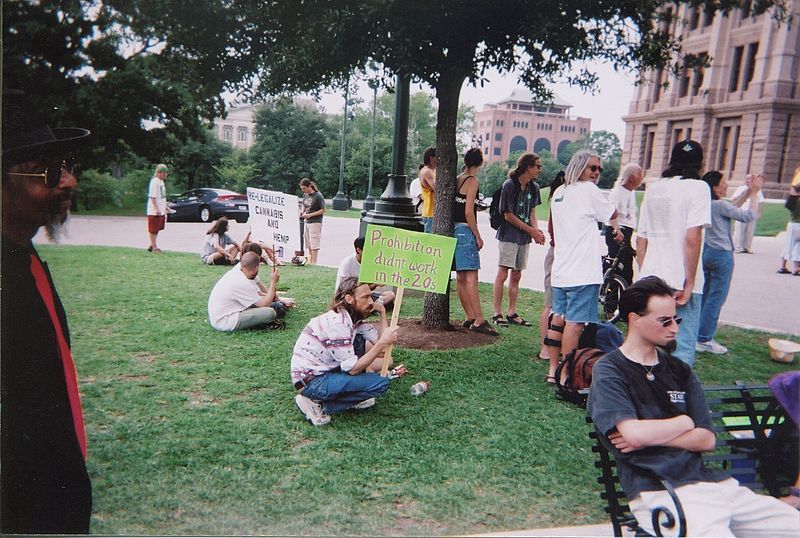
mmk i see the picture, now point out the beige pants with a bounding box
[629,478,799,537]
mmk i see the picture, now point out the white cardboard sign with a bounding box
[246,187,299,260]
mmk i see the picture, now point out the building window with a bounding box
[689,6,701,30]
[729,46,744,92]
[742,42,759,92]
[717,118,742,171]
[534,138,551,153]
[485,132,490,141]
[643,125,657,171]
[493,147,501,156]
[741,0,752,18]
[654,69,664,103]
[484,147,489,155]
[691,62,705,97]
[509,136,527,154]
[223,126,233,141]
[678,67,690,98]
[238,127,248,142]
[703,9,713,27]
[495,133,502,141]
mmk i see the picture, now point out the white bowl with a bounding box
[768,338,800,364]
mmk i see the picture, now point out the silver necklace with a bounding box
[642,363,656,382]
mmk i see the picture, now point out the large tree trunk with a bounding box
[422,73,464,327]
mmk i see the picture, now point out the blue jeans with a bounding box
[674,293,702,366]
[551,284,600,323]
[698,247,734,343]
[301,372,389,414]
[423,217,433,233]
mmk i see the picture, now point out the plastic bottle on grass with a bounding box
[410,381,430,396]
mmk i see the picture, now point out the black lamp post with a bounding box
[363,80,379,211]
[360,74,422,235]
[331,81,350,210]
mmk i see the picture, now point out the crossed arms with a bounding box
[610,415,716,454]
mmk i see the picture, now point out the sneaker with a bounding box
[696,339,729,355]
[294,394,330,426]
[352,398,376,410]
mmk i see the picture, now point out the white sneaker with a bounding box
[295,394,330,426]
[696,340,728,355]
[352,398,376,410]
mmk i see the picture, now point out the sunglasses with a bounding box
[589,165,604,173]
[8,157,76,188]
[654,315,682,327]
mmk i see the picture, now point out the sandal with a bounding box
[506,313,531,327]
[469,321,499,336]
[777,268,791,274]
[546,375,557,385]
[461,319,475,328]
[492,314,508,326]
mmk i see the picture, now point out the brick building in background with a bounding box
[473,88,591,164]
[622,0,800,197]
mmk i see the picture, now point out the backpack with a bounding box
[554,347,607,407]
[489,186,504,229]
[554,322,624,407]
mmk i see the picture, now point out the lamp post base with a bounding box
[331,192,349,211]
[363,194,377,211]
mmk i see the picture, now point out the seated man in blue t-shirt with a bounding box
[588,276,799,536]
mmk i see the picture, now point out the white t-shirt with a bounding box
[609,184,638,229]
[147,177,167,215]
[551,181,617,287]
[731,185,764,214]
[409,177,422,207]
[207,266,261,331]
[335,253,361,291]
[637,176,711,294]
[201,233,234,259]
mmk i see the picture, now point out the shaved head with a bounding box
[240,251,260,270]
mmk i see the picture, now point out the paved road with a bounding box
[36,212,799,335]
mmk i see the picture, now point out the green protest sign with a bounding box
[359,224,456,294]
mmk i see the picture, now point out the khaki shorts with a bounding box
[497,241,530,271]
[304,222,322,250]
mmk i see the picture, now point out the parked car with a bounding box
[167,188,249,223]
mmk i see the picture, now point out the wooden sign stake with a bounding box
[380,286,404,377]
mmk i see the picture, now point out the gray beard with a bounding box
[44,210,69,243]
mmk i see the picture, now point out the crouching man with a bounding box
[291,277,398,426]
[588,276,799,536]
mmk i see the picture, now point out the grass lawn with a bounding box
[39,245,797,535]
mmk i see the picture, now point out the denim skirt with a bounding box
[454,222,480,271]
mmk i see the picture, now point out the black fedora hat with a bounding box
[2,90,90,166]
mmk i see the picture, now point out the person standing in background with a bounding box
[606,163,643,285]
[732,174,765,254]
[146,163,172,253]
[419,147,437,233]
[299,178,325,265]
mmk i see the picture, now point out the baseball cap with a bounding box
[669,140,704,167]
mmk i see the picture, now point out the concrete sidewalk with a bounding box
[36,212,799,335]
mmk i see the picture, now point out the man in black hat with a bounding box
[635,140,711,367]
[1,91,93,533]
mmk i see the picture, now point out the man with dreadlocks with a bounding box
[290,277,398,426]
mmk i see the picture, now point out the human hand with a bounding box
[476,236,484,250]
[674,283,693,306]
[614,229,624,243]
[609,431,642,453]
[371,299,386,315]
[751,174,764,191]
[532,228,546,245]
[379,326,398,347]
[270,266,280,285]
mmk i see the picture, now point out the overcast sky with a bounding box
[308,62,640,141]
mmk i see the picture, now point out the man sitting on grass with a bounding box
[335,236,395,308]
[207,252,294,331]
[291,277,398,426]
[588,276,799,536]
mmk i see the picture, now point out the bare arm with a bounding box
[677,226,703,305]
[505,209,545,244]
[253,268,279,306]
[464,177,483,250]
[420,167,436,191]
[610,415,695,452]
[662,427,716,452]
[636,236,648,269]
